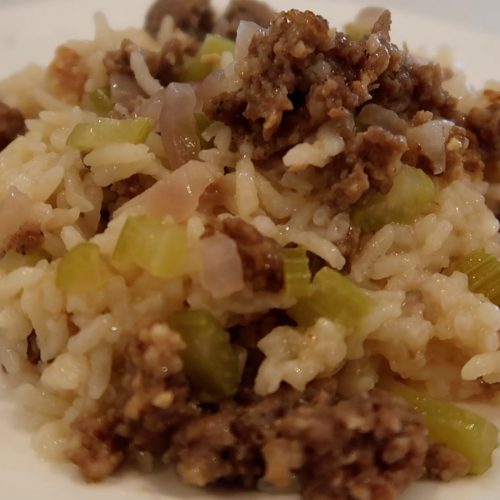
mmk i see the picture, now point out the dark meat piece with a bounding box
[173,381,431,499]
[324,125,407,211]
[206,9,460,167]
[47,46,88,104]
[373,62,462,122]
[70,324,200,480]
[425,443,470,482]
[173,379,335,487]
[26,330,41,365]
[468,103,500,154]
[103,37,196,87]
[220,217,284,292]
[214,0,275,40]
[0,101,24,151]
[205,10,403,161]
[145,0,214,40]
[70,410,127,482]
[5,222,44,255]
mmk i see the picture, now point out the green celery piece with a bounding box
[112,215,188,279]
[282,247,313,298]
[382,379,498,475]
[168,309,242,401]
[288,267,374,328]
[56,243,106,292]
[66,117,152,152]
[351,165,436,232]
[455,249,500,306]
[88,88,114,115]
[182,34,235,82]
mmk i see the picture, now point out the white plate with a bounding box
[1,1,500,499]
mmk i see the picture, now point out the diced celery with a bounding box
[56,243,106,292]
[182,34,235,82]
[66,117,153,152]
[455,249,500,306]
[288,267,373,328]
[112,215,188,279]
[168,309,242,401]
[351,165,436,232]
[382,379,498,475]
[0,250,46,273]
[88,88,113,115]
[282,247,313,298]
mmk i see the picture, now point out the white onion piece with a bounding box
[116,160,219,221]
[406,119,454,175]
[160,83,199,169]
[357,104,408,135]
[135,89,165,130]
[196,67,241,110]
[200,232,244,298]
[0,186,36,245]
[234,21,262,64]
[110,72,143,108]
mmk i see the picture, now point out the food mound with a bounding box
[1,0,500,498]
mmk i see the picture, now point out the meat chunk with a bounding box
[47,46,88,104]
[468,103,500,154]
[325,126,407,211]
[205,10,403,161]
[70,410,127,482]
[206,9,460,165]
[220,217,284,292]
[373,62,461,122]
[425,443,470,482]
[214,0,275,40]
[69,323,200,480]
[145,0,214,40]
[5,222,44,255]
[0,101,24,151]
[173,381,431,499]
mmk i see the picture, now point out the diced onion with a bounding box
[109,72,143,108]
[234,21,262,64]
[200,232,244,298]
[357,104,408,135]
[160,83,199,169]
[406,119,454,175]
[116,160,219,221]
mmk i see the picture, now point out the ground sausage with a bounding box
[173,381,434,499]
[214,0,275,40]
[324,125,408,211]
[145,0,214,40]
[220,217,284,293]
[205,10,405,161]
[70,324,200,480]
[0,101,24,151]
[468,103,500,154]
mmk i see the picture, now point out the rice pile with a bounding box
[0,7,499,469]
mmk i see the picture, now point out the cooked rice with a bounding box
[0,3,499,489]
